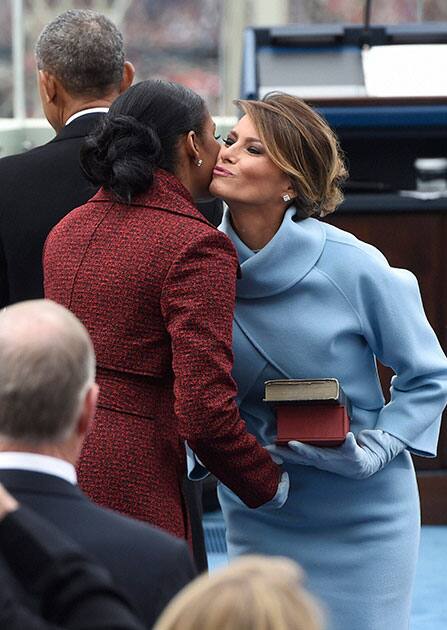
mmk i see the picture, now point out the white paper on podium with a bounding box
[362,44,447,97]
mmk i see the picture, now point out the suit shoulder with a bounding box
[0,141,56,169]
[0,134,86,172]
[0,149,37,177]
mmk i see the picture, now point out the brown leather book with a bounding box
[264,378,346,405]
[275,404,349,447]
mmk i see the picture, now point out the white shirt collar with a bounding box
[0,452,77,485]
[65,107,109,127]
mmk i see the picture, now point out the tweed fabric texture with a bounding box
[43,169,279,540]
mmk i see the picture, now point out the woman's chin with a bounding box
[209,180,219,197]
[209,180,234,206]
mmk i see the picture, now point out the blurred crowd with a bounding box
[0,0,446,117]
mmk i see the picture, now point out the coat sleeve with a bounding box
[0,506,146,630]
[161,230,281,508]
[354,250,447,457]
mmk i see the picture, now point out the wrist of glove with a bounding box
[266,430,406,479]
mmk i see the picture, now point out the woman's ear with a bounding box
[185,130,200,163]
[281,179,296,202]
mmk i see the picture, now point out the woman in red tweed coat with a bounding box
[43,80,286,545]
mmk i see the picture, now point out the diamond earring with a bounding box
[282,193,291,202]
[196,159,203,167]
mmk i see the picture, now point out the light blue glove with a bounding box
[266,430,406,479]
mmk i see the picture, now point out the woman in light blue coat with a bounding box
[209,93,447,630]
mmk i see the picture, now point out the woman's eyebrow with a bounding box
[227,132,262,143]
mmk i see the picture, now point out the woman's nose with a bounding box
[219,144,235,162]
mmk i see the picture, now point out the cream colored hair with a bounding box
[153,555,324,630]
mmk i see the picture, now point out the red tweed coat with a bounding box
[44,169,280,541]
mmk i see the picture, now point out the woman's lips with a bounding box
[213,166,233,177]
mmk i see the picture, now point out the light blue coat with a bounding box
[218,207,447,630]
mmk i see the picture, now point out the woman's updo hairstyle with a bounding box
[81,79,207,203]
[236,93,348,217]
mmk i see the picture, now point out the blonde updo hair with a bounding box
[153,555,325,630]
[236,93,347,217]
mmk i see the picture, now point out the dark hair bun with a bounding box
[80,114,162,202]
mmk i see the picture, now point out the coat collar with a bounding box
[220,207,326,298]
[0,468,85,499]
[93,168,213,226]
[50,112,106,143]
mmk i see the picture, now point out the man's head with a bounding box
[35,9,134,131]
[0,300,98,461]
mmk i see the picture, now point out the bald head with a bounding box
[0,300,95,445]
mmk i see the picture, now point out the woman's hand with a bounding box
[0,483,19,521]
[266,430,405,479]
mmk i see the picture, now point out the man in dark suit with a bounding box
[0,9,135,308]
[0,300,196,629]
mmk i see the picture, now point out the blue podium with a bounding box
[241,22,447,191]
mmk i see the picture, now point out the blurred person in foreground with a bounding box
[154,555,324,630]
[0,483,146,630]
[0,9,135,307]
[43,79,287,550]
[209,93,447,630]
[0,299,196,629]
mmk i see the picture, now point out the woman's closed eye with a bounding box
[223,137,262,155]
[247,145,262,155]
